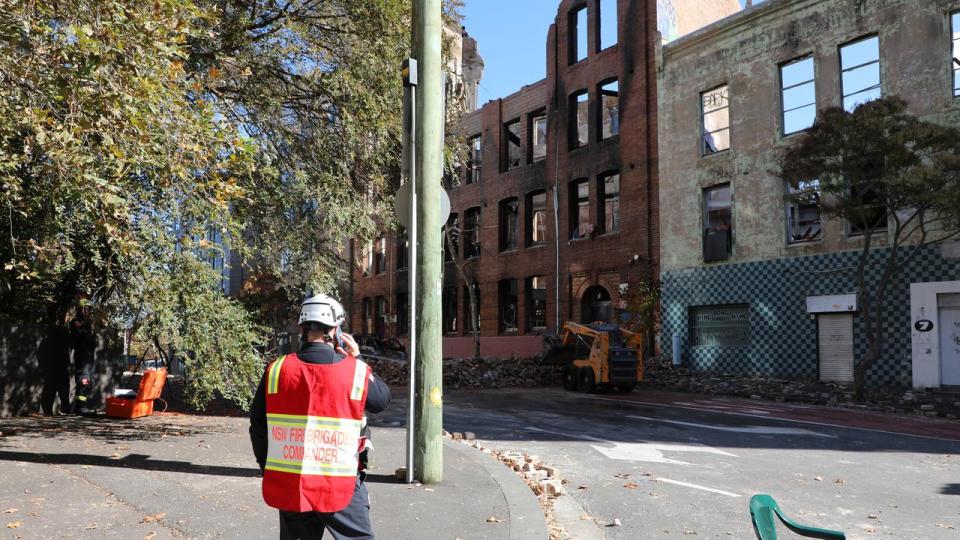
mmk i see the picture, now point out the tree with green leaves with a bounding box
[780,97,960,399]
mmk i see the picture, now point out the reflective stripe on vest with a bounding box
[265,413,362,477]
[267,355,287,394]
[350,359,368,401]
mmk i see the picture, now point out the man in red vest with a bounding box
[250,294,391,539]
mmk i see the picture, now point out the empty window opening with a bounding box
[499,198,519,251]
[396,292,409,335]
[526,276,548,330]
[599,172,620,234]
[504,119,521,170]
[570,179,592,240]
[786,179,822,243]
[374,236,386,274]
[499,279,519,335]
[600,0,617,50]
[703,184,732,262]
[464,283,481,333]
[530,113,547,162]
[569,5,588,64]
[374,296,386,338]
[362,240,374,276]
[468,135,482,184]
[396,227,409,270]
[701,85,730,155]
[781,56,816,135]
[570,90,589,149]
[527,190,547,246]
[952,12,960,96]
[442,287,458,334]
[362,298,373,335]
[600,80,619,140]
[847,188,887,236]
[464,207,482,259]
[840,35,881,112]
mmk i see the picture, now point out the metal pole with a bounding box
[412,0,443,484]
[406,83,417,485]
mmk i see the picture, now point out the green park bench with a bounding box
[750,494,846,540]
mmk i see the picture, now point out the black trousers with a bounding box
[279,476,373,540]
[40,366,70,415]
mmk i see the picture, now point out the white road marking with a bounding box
[655,477,741,498]
[627,415,837,438]
[525,426,736,465]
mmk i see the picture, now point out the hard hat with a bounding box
[298,294,346,328]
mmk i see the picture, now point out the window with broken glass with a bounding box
[499,279,519,335]
[464,207,482,259]
[569,5,588,64]
[499,198,519,251]
[847,187,887,236]
[526,276,547,330]
[600,80,619,140]
[952,12,960,96]
[701,85,730,155]
[599,172,620,234]
[570,179,591,239]
[781,56,816,135]
[786,179,822,243]
[468,135,482,184]
[504,119,521,170]
[703,184,732,262]
[840,35,881,112]
[442,286,458,334]
[570,90,589,149]
[531,113,547,162]
[526,190,547,246]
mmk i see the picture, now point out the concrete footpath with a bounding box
[0,413,548,539]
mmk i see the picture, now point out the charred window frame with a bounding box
[599,79,619,140]
[464,206,482,259]
[599,0,617,51]
[442,286,458,334]
[467,135,482,184]
[786,179,822,243]
[569,4,588,65]
[780,56,816,136]
[569,179,591,240]
[703,183,732,262]
[846,187,888,236]
[499,197,519,252]
[444,213,459,263]
[362,297,372,335]
[498,279,519,335]
[396,292,409,336]
[526,276,547,330]
[840,35,881,112]
[526,190,547,247]
[504,118,521,171]
[952,12,960,96]
[529,111,547,163]
[569,90,589,150]
[701,85,730,155]
[598,172,620,234]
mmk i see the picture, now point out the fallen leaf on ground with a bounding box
[579,514,592,521]
[614,473,630,479]
[577,485,588,490]
[486,516,503,523]
[936,523,956,530]
[834,478,844,485]
[144,532,157,540]
[6,521,22,529]
[623,482,639,489]
[682,530,698,535]
[3,509,17,514]
[864,527,876,533]
[423,488,434,492]
[110,453,121,459]
[141,513,166,523]
[814,476,823,482]
[868,514,878,519]
[85,523,98,530]
[116,445,129,450]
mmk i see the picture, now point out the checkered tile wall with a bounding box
[660,244,960,386]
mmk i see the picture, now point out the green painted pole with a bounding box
[412,0,443,483]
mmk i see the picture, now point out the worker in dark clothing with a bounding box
[38,321,71,416]
[71,314,97,414]
[250,294,391,540]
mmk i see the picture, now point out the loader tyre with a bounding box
[577,367,596,393]
[562,366,578,391]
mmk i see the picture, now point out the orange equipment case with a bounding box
[105,368,167,419]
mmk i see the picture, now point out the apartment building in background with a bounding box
[658,0,960,389]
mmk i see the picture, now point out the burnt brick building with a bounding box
[349,0,738,357]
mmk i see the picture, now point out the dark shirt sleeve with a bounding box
[248,370,268,472]
[364,373,391,414]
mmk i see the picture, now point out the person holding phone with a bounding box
[249,293,391,540]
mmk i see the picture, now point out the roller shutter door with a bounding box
[818,313,854,383]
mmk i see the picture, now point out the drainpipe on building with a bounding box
[552,23,561,331]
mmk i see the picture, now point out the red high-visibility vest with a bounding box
[262,353,370,512]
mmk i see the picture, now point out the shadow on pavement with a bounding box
[0,449,261,477]
[362,472,403,484]
[0,414,224,445]
[941,484,960,495]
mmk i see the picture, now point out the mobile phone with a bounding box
[335,326,345,349]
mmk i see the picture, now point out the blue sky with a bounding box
[461,0,752,104]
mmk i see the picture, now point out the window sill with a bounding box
[568,144,589,154]
[598,134,620,144]
[568,236,592,244]
[596,231,620,239]
[700,149,731,160]
[786,239,822,247]
[525,242,546,250]
[499,248,519,255]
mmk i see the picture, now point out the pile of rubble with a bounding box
[364,356,564,390]
[643,359,960,419]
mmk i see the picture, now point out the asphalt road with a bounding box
[373,387,960,540]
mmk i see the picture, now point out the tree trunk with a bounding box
[470,285,480,359]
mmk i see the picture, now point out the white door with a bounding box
[938,294,960,386]
[818,313,854,383]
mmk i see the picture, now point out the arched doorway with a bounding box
[580,286,611,324]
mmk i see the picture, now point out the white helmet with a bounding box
[298,294,346,328]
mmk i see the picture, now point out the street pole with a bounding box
[401,60,418,485]
[412,0,443,483]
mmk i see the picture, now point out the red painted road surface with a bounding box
[589,390,960,441]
